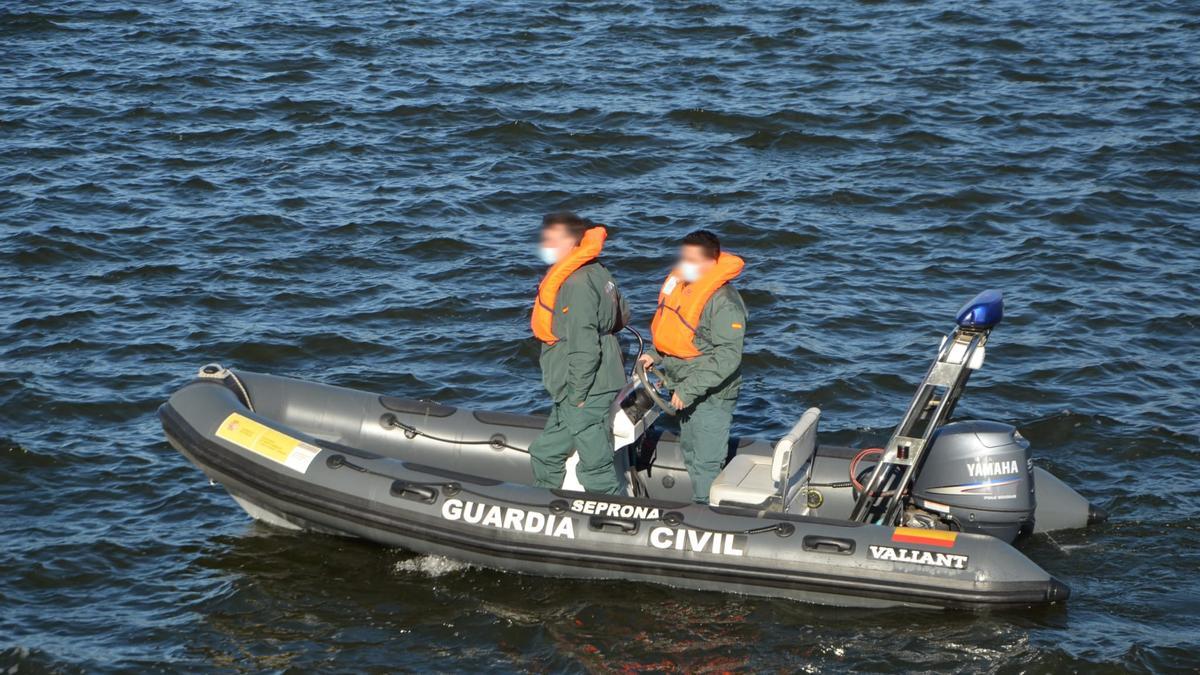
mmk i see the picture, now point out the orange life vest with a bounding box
[651,252,744,359]
[531,227,607,345]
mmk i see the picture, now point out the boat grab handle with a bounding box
[802,535,855,555]
[589,516,640,535]
[390,481,439,504]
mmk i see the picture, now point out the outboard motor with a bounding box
[910,421,1036,542]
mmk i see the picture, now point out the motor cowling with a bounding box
[911,421,1035,542]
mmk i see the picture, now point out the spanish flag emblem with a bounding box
[891,527,958,549]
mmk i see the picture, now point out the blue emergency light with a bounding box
[955,289,1004,329]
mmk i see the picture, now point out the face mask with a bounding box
[539,246,560,265]
[679,261,703,283]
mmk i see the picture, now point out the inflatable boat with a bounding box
[159,291,1103,609]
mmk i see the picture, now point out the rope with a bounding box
[382,415,530,454]
[226,370,255,413]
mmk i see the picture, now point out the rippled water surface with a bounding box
[3,0,1199,671]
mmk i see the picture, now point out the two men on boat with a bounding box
[530,214,746,502]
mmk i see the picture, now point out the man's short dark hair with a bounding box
[542,211,592,243]
[682,229,720,260]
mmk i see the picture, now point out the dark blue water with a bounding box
[3,0,1198,671]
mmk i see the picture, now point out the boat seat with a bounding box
[709,407,820,511]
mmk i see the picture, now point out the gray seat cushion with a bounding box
[709,407,821,510]
[707,455,775,507]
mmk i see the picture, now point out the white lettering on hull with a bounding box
[868,545,969,570]
[570,499,662,520]
[649,526,746,556]
[441,499,575,539]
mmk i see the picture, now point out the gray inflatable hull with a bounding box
[159,371,1071,610]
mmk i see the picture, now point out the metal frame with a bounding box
[848,325,991,524]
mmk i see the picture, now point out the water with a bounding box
[2,0,1198,671]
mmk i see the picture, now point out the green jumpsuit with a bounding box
[648,285,747,503]
[529,261,630,495]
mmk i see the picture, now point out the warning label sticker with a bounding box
[215,413,319,474]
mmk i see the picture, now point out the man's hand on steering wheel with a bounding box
[670,392,687,411]
[633,357,677,416]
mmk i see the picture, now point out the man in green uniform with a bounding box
[639,230,747,503]
[529,212,630,495]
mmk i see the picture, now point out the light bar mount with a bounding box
[848,322,993,525]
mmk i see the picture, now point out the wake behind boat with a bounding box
[159,291,1101,609]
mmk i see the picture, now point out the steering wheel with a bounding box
[634,361,676,417]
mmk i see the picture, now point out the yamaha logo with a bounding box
[966,458,1020,478]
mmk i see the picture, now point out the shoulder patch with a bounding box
[731,322,743,329]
